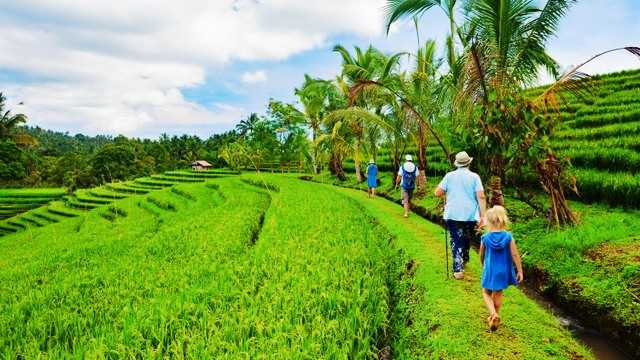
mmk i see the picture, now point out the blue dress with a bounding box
[481,231,518,290]
[367,165,378,188]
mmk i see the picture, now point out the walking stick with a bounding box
[444,221,449,279]
[439,196,450,279]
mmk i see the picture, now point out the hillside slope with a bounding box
[0,174,593,358]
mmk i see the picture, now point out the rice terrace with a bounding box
[1,0,640,359]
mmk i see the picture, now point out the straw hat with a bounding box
[454,151,473,167]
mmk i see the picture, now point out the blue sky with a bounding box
[1,0,639,140]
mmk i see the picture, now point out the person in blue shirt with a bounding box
[434,151,486,280]
[366,159,378,198]
[479,205,523,331]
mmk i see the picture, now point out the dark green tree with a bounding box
[91,143,136,183]
[0,141,27,184]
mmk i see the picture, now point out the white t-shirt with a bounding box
[397,162,419,188]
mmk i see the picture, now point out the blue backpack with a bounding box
[402,165,417,189]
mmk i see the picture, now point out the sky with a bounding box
[1,0,639,140]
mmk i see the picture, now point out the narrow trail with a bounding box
[321,183,594,359]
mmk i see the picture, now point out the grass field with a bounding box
[0,174,595,358]
[323,168,639,358]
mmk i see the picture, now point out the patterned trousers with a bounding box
[446,220,476,273]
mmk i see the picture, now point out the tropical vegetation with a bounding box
[1,0,640,357]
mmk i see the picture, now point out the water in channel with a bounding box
[520,287,633,360]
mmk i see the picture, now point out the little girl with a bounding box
[479,205,523,330]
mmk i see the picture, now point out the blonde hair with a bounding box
[485,205,509,232]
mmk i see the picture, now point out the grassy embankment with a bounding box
[332,68,640,357]
[0,188,66,222]
[318,166,639,358]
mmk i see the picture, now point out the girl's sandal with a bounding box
[490,313,501,331]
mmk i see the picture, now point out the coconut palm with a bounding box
[384,0,584,224]
[0,92,37,146]
[235,113,260,138]
[346,39,450,181]
[295,75,342,174]
[330,45,391,182]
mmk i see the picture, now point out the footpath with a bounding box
[328,184,594,359]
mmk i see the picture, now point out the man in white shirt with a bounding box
[434,151,486,280]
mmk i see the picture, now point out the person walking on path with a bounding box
[434,151,486,280]
[395,155,420,218]
[479,205,523,331]
[366,159,378,198]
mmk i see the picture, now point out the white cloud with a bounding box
[0,0,638,138]
[241,70,268,84]
[0,0,392,138]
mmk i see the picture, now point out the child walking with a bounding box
[479,205,523,330]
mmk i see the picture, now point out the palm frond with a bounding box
[327,108,397,134]
[313,134,331,147]
[333,45,357,66]
[512,0,577,82]
[381,52,407,81]
[383,0,440,34]
[349,80,385,106]
[535,47,640,111]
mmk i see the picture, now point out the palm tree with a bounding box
[295,75,340,175]
[235,113,260,138]
[0,92,37,146]
[384,0,583,224]
[331,45,390,182]
[346,41,450,180]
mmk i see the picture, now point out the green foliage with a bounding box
[0,93,29,144]
[91,142,137,183]
[567,169,640,209]
[511,202,640,348]
[0,141,27,183]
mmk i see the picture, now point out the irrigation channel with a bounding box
[520,287,632,360]
[345,184,634,360]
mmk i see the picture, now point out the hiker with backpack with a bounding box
[434,151,486,280]
[395,155,420,218]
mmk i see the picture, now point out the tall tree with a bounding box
[295,75,341,175]
[235,113,260,138]
[330,45,390,182]
[384,0,588,226]
[0,92,37,146]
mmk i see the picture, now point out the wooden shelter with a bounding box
[190,160,212,170]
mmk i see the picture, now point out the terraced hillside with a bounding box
[0,188,65,220]
[527,68,640,209]
[0,170,236,238]
[0,173,593,358]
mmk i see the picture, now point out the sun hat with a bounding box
[405,154,412,161]
[454,151,473,167]
[369,159,375,164]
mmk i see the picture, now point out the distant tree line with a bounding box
[1,126,236,191]
[1,93,310,192]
